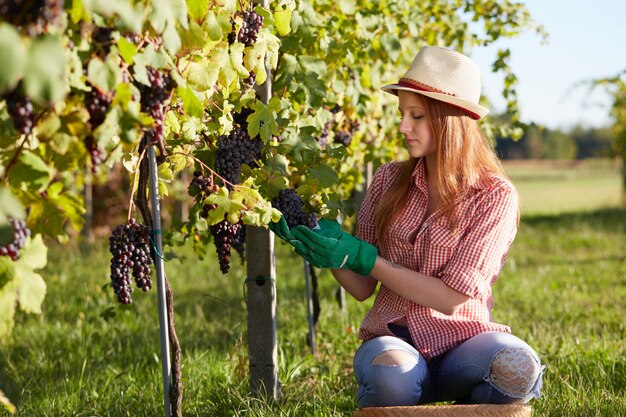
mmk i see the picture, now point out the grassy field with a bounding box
[503,159,623,215]
[1,160,625,417]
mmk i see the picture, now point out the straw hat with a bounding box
[381,46,489,119]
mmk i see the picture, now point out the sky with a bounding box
[469,0,626,130]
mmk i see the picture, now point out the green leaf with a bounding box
[187,0,209,21]
[0,23,26,94]
[338,0,356,15]
[274,7,292,36]
[204,10,223,40]
[309,164,339,188]
[180,85,204,118]
[14,268,46,314]
[248,100,278,141]
[185,57,219,91]
[87,57,122,92]
[8,151,53,192]
[16,234,48,270]
[0,256,16,290]
[0,187,25,225]
[117,37,138,64]
[0,280,17,338]
[229,42,249,77]
[23,35,68,103]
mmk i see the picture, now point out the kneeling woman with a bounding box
[271,46,543,407]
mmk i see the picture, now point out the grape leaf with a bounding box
[23,35,68,103]
[187,0,209,22]
[117,37,138,65]
[180,85,204,118]
[0,256,15,290]
[248,99,279,141]
[8,151,53,193]
[309,164,339,188]
[0,23,26,94]
[15,234,47,270]
[274,7,292,36]
[0,279,17,338]
[14,268,46,314]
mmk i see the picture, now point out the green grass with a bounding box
[1,161,625,417]
[504,159,623,215]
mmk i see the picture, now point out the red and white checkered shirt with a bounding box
[357,158,517,360]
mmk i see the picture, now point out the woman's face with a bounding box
[397,90,436,159]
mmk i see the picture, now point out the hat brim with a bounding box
[381,84,489,120]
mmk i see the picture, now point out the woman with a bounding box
[271,46,543,408]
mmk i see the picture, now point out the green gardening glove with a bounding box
[290,224,378,276]
[268,216,295,243]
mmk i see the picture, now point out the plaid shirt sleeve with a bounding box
[438,179,519,298]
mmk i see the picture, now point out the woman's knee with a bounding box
[354,338,430,407]
[487,345,543,401]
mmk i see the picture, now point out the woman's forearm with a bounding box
[370,257,469,315]
[330,268,378,301]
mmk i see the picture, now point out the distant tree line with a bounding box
[495,121,614,160]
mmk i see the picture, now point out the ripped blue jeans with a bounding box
[353,332,543,408]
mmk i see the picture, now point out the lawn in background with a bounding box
[0,160,624,417]
[504,159,622,215]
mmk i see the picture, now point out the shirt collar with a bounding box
[410,157,428,194]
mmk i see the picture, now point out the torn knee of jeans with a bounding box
[371,349,418,367]
[489,347,541,397]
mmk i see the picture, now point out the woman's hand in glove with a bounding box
[290,224,378,276]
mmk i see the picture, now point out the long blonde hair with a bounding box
[374,94,517,239]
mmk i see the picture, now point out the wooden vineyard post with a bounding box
[245,227,278,399]
[246,0,278,399]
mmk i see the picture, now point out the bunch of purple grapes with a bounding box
[241,71,256,90]
[334,119,360,147]
[215,123,263,186]
[3,88,35,135]
[137,67,175,147]
[188,171,219,219]
[91,26,114,58]
[85,85,112,129]
[108,219,154,304]
[210,218,243,274]
[271,189,317,229]
[228,10,264,47]
[0,218,31,261]
[0,0,63,35]
[316,121,331,150]
[84,135,106,174]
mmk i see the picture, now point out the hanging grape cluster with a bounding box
[137,67,175,148]
[315,105,360,149]
[188,171,219,219]
[0,218,31,261]
[228,10,264,47]
[215,127,264,186]
[83,84,112,172]
[0,0,63,36]
[271,189,318,229]
[91,26,114,58]
[210,218,243,274]
[108,219,154,304]
[2,87,36,136]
